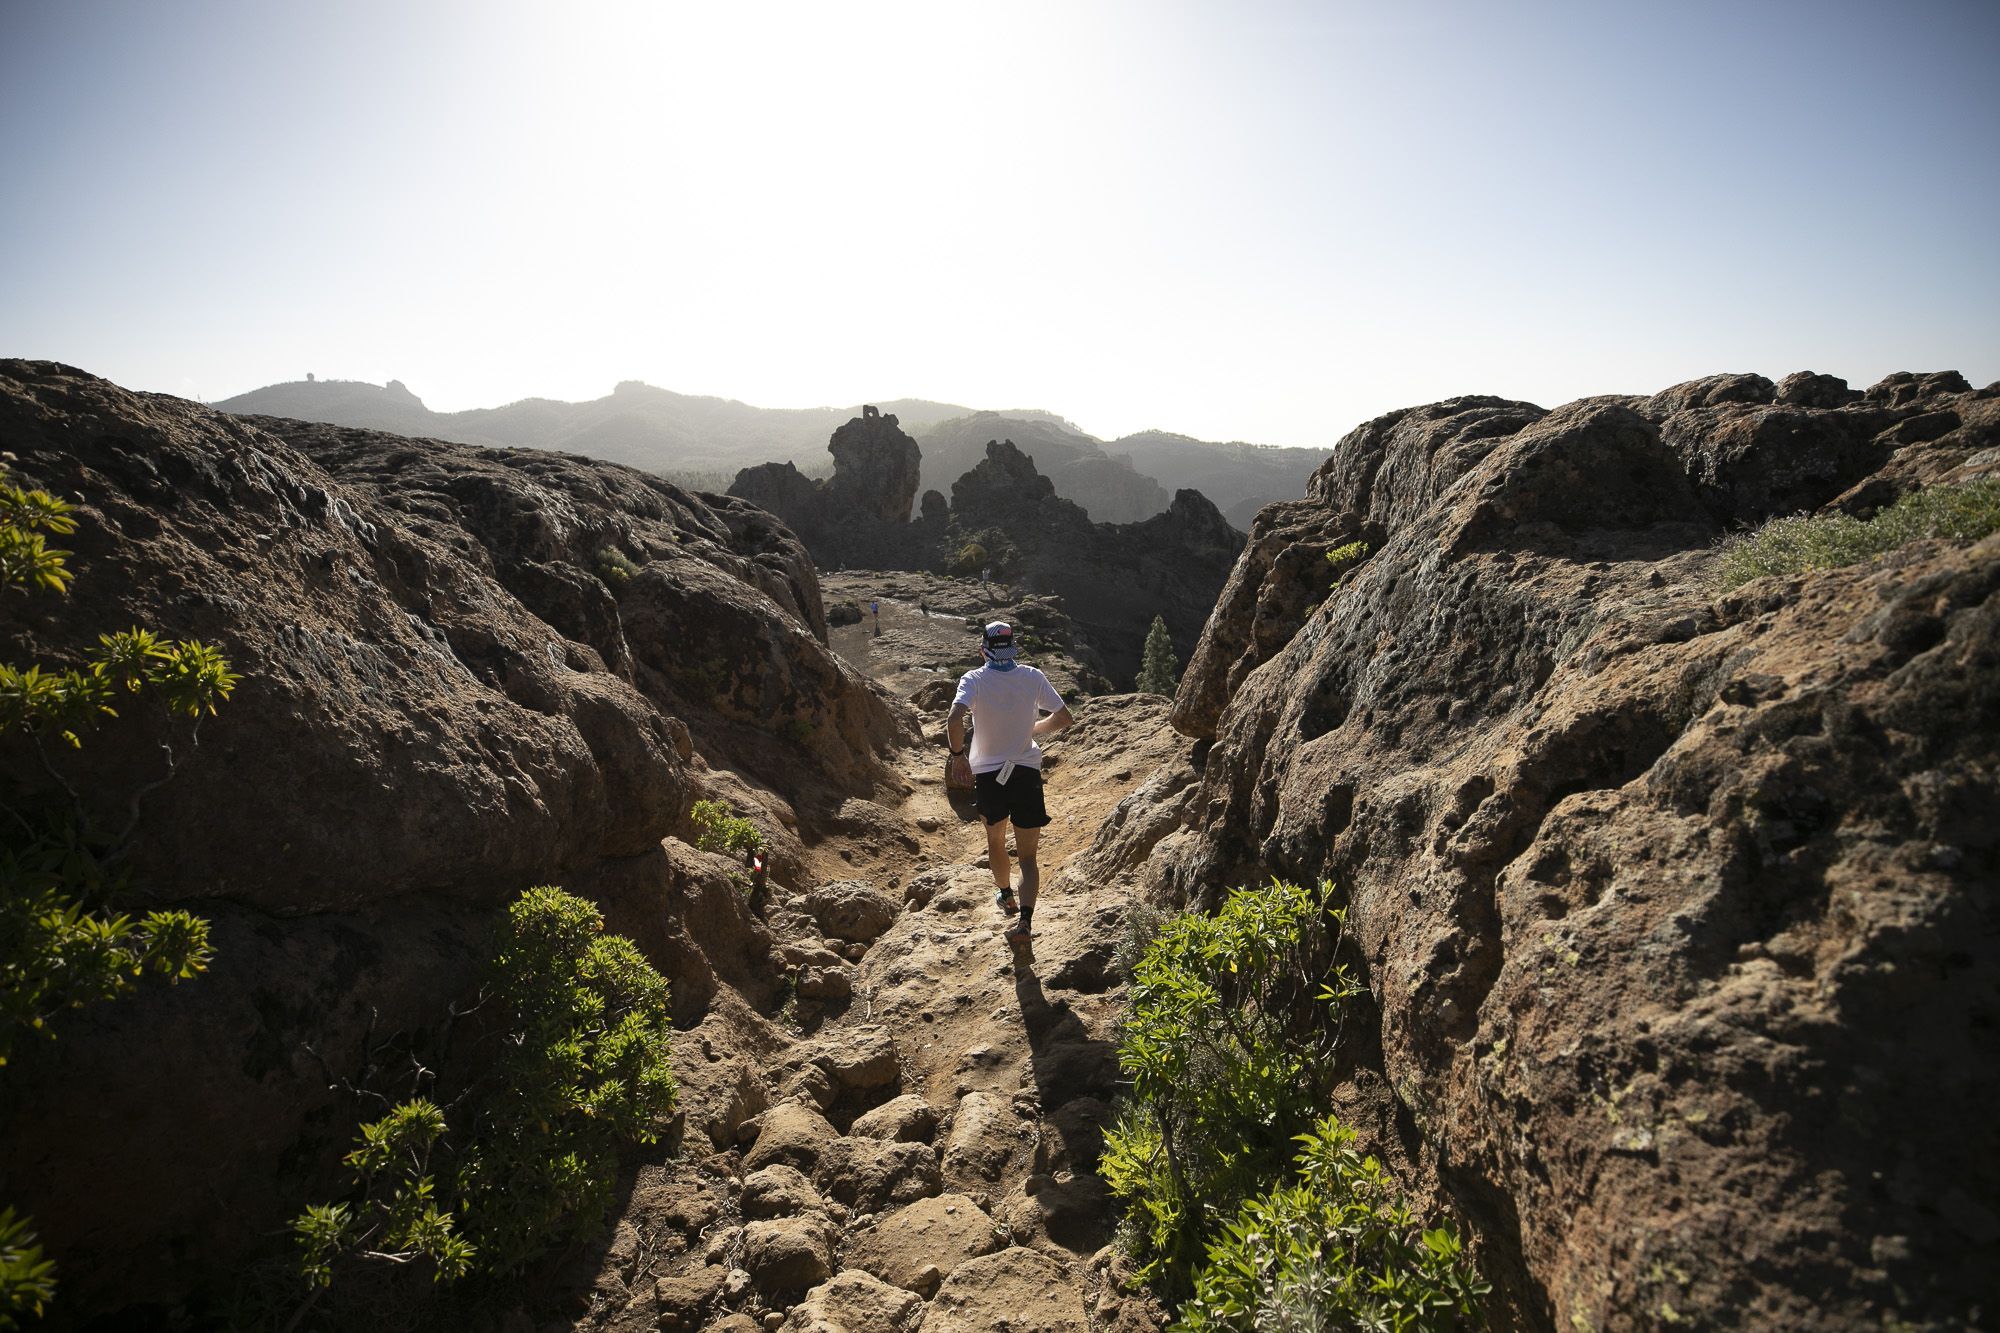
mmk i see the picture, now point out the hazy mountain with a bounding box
[215,378,975,480]
[1112,430,1332,529]
[215,378,1332,523]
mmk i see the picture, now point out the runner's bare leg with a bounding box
[1015,826,1040,919]
[986,818,1013,894]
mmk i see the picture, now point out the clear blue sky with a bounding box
[2,0,1994,447]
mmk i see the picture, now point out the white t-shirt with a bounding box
[953,663,1064,775]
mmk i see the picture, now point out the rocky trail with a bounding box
[562,576,1185,1333]
[12,363,1990,1330]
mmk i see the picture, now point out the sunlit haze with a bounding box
[3,0,1995,447]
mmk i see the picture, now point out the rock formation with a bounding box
[0,361,916,1321]
[949,440,1244,683]
[731,407,924,572]
[1089,370,2000,1328]
[828,405,923,525]
[734,427,1246,685]
[915,410,1172,523]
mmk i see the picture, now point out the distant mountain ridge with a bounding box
[215,377,1331,523]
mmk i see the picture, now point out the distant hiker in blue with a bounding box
[946,621,1072,948]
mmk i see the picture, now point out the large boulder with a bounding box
[742,1216,836,1296]
[849,1094,939,1144]
[810,1136,941,1215]
[804,880,902,943]
[845,1193,1000,1295]
[1128,370,2000,1329]
[0,360,885,1323]
[919,1247,1088,1333]
[781,1268,922,1333]
[744,1101,842,1174]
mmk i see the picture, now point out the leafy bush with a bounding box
[1714,478,2000,591]
[1,464,234,1325]
[0,816,213,1067]
[460,885,677,1271]
[592,545,642,586]
[295,887,678,1288]
[1173,1116,1487,1333]
[689,799,764,859]
[0,1207,56,1328]
[951,541,989,578]
[1324,539,1370,572]
[293,1100,473,1289]
[1100,880,1359,1296]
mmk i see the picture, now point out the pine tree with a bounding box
[1136,615,1180,697]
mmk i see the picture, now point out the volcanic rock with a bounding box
[741,1215,836,1295]
[780,1268,923,1332]
[844,1193,1000,1295]
[1118,369,2000,1329]
[809,1136,941,1215]
[0,360,916,1324]
[920,1247,1088,1333]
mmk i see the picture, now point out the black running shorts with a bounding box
[974,766,1050,829]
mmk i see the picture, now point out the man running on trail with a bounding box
[946,621,1072,948]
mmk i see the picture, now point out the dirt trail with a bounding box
[568,577,1181,1332]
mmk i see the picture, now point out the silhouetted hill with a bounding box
[216,378,1332,525]
[215,378,974,478]
[1112,429,1330,529]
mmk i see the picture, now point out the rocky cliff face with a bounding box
[0,361,915,1320]
[1098,370,1999,1328]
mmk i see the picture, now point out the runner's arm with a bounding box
[1031,705,1073,737]
[947,703,971,753]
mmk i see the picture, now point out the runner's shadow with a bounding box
[1012,961,1120,1112]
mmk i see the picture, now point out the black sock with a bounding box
[1018,906,1033,931]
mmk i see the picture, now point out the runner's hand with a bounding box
[949,754,972,787]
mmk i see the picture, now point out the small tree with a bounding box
[1136,615,1179,697]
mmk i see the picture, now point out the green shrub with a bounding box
[1173,1116,1486,1333]
[1714,478,2000,591]
[295,887,677,1288]
[0,815,213,1066]
[592,545,642,586]
[1100,880,1359,1297]
[689,799,764,859]
[293,1100,473,1289]
[0,1207,56,1327]
[460,885,677,1271]
[1,464,234,1326]
[951,541,989,578]
[1324,539,1370,572]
